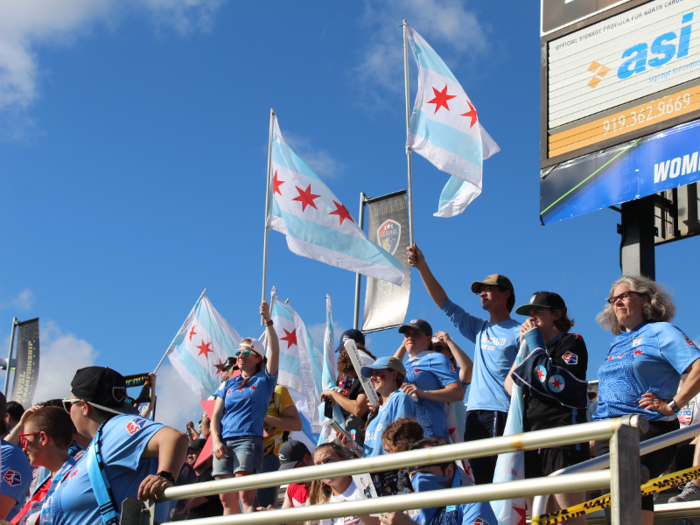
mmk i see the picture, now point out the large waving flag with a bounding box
[166,291,242,400]
[317,295,346,445]
[491,341,529,525]
[406,24,500,218]
[269,290,325,437]
[267,115,405,285]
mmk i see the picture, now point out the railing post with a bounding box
[610,422,641,524]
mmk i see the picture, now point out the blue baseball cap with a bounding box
[360,356,406,378]
[336,329,365,353]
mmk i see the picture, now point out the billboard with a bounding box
[541,0,629,36]
[10,318,40,407]
[542,0,700,167]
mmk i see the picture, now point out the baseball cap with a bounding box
[278,439,311,470]
[336,329,365,354]
[398,318,433,336]
[470,274,515,295]
[188,438,207,451]
[215,357,238,371]
[70,367,139,415]
[515,291,567,316]
[240,339,265,356]
[361,356,407,378]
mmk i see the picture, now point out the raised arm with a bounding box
[393,341,407,361]
[407,242,448,307]
[435,331,473,384]
[262,301,279,376]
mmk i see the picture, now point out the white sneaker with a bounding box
[669,482,700,503]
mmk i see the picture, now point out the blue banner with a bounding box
[541,119,700,224]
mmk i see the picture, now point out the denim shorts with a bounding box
[212,436,264,477]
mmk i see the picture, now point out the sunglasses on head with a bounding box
[62,398,81,414]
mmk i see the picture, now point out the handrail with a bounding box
[531,420,700,517]
[164,471,612,525]
[159,415,646,502]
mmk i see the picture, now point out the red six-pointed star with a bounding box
[188,326,197,341]
[428,85,456,114]
[197,341,213,358]
[329,200,354,225]
[273,171,284,196]
[536,369,546,381]
[634,349,644,356]
[281,328,298,349]
[551,378,563,389]
[293,184,321,211]
[213,358,224,374]
[607,356,614,361]
[460,100,478,128]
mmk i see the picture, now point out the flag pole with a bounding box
[261,108,276,325]
[403,19,414,246]
[353,192,367,330]
[153,288,207,375]
[3,317,17,396]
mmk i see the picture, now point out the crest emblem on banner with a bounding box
[377,220,401,255]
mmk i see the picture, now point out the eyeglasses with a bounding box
[607,291,645,304]
[19,432,42,449]
[62,398,81,414]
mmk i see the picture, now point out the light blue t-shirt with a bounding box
[594,322,700,421]
[52,415,172,525]
[440,298,520,413]
[1,439,32,520]
[405,351,463,439]
[214,367,278,439]
[363,391,418,457]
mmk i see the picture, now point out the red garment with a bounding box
[11,478,50,525]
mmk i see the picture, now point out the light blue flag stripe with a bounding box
[410,110,484,166]
[174,340,221,395]
[195,302,239,355]
[299,412,320,446]
[270,201,405,272]
[409,41,458,83]
[272,141,322,182]
[279,353,303,378]
[305,331,324,396]
[438,176,472,209]
[271,302,295,323]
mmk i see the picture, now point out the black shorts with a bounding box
[594,418,679,512]
[524,446,591,479]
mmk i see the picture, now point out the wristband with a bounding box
[157,471,175,483]
[668,399,681,413]
[265,320,274,326]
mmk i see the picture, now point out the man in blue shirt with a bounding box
[0,393,31,521]
[407,243,520,485]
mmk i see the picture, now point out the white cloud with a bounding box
[151,362,203,431]
[0,0,223,122]
[0,289,35,310]
[31,320,99,404]
[284,132,346,179]
[355,0,488,106]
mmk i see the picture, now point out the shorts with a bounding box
[525,446,591,479]
[594,418,679,512]
[212,436,264,477]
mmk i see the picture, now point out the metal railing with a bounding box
[127,415,647,525]
[531,419,700,518]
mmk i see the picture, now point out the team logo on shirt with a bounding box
[679,409,693,425]
[548,375,565,393]
[561,352,578,365]
[473,519,489,525]
[126,417,148,435]
[3,470,21,487]
[536,365,547,383]
[449,364,456,373]
[633,336,644,347]
[686,337,698,348]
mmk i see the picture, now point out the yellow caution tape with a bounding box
[531,464,700,524]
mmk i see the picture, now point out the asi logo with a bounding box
[126,417,148,436]
[377,220,401,256]
[618,13,694,79]
[3,470,21,487]
[587,61,610,88]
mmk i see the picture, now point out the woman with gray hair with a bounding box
[593,275,700,524]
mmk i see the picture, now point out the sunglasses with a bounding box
[235,349,260,358]
[62,398,81,413]
[19,432,45,449]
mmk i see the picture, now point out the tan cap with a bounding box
[471,274,514,294]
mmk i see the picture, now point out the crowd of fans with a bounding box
[0,243,699,525]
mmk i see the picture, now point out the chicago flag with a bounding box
[267,115,405,285]
[406,24,500,218]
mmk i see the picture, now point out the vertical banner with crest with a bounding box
[362,191,411,333]
[10,318,40,407]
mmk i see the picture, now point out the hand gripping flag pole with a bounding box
[403,19,415,246]
[261,108,276,326]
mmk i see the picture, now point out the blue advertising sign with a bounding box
[541,118,700,224]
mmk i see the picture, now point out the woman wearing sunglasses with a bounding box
[593,276,700,524]
[211,301,279,516]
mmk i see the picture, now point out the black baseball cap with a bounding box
[188,438,207,451]
[515,291,567,316]
[399,318,433,336]
[70,367,139,415]
[336,329,365,354]
[215,357,238,371]
[278,439,311,470]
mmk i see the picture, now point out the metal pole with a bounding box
[3,318,17,396]
[610,424,642,524]
[160,471,611,525]
[353,192,367,330]
[261,108,276,325]
[153,289,207,375]
[403,19,414,246]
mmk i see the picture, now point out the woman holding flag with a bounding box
[211,301,279,515]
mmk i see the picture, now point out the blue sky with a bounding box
[1,0,699,430]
